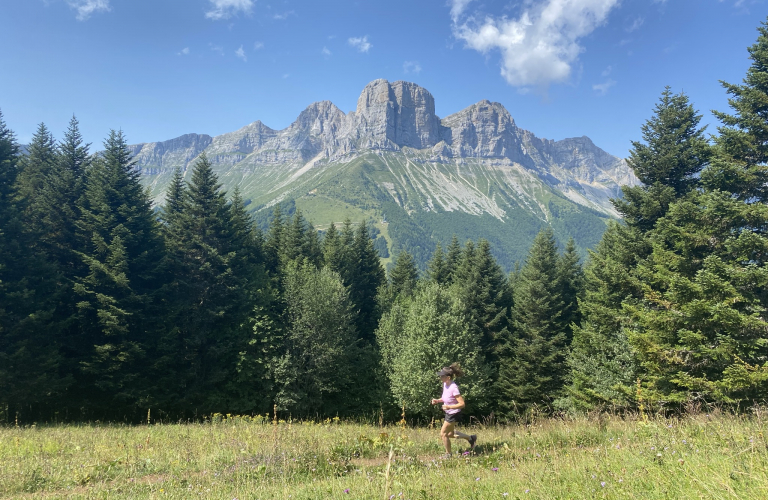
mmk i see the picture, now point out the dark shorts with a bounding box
[444,411,462,424]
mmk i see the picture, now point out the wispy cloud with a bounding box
[451,0,620,89]
[282,73,290,79]
[403,61,422,74]
[66,0,110,21]
[626,16,643,32]
[205,0,254,20]
[235,45,247,61]
[348,35,372,53]
[254,41,264,50]
[178,47,190,56]
[322,46,332,56]
[273,10,295,20]
[601,65,612,77]
[593,79,616,95]
[210,43,225,56]
[450,0,474,22]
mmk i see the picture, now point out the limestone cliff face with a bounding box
[344,79,441,151]
[129,79,638,216]
[129,133,212,173]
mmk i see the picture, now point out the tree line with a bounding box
[2,20,768,423]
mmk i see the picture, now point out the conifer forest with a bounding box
[2,21,768,425]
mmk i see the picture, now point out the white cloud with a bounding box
[235,45,247,61]
[322,46,332,56]
[348,35,372,53]
[254,41,264,50]
[626,16,643,32]
[593,79,616,95]
[452,0,620,88]
[210,43,225,56]
[450,0,474,22]
[403,61,422,74]
[282,73,290,79]
[601,65,611,76]
[274,10,295,20]
[205,0,254,20]
[178,47,190,56]
[67,0,110,21]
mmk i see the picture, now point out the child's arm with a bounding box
[430,398,443,405]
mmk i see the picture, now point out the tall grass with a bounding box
[1,410,766,499]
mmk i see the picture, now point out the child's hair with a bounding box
[447,362,464,378]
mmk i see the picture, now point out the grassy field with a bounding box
[1,410,766,499]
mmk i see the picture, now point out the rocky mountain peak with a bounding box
[353,79,441,149]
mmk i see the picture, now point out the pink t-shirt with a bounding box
[442,381,461,415]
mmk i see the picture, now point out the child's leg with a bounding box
[454,429,471,441]
[440,421,454,454]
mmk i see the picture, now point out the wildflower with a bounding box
[475,477,480,481]
[503,494,509,497]
[601,482,606,487]
[463,451,471,456]
[344,489,350,494]
[492,467,499,472]
[525,489,530,493]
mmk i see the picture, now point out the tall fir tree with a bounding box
[614,87,711,232]
[16,123,57,205]
[158,153,265,413]
[444,235,462,284]
[624,22,768,407]
[388,250,419,298]
[557,237,584,344]
[559,223,647,411]
[706,18,768,202]
[346,220,386,345]
[498,227,567,415]
[426,242,449,285]
[72,129,166,415]
[0,112,65,421]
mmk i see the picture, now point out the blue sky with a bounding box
[1,0,765,157]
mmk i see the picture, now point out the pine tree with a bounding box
[347,220,386,344]
[388,250,419,298]
[322,222,342,270]
[559,223,647,411]
[16,122,57,204]
[0,112,64,421]
[43,115,91,276]
[264,204,285,275]
[426,242,449,285]
[72,129,166,415]
[706,19,768,202]
[444,235,462,284]
[498,227,567,415]
[557,238,584,344]
[614,87,711,232]
[623,22,768,407]
[158,153,265,413]
[281,209,322,267]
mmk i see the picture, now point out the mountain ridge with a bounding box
[128,79,639,268]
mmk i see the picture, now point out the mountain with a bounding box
[130,79,638,269]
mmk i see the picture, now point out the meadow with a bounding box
[1,409,766,500]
